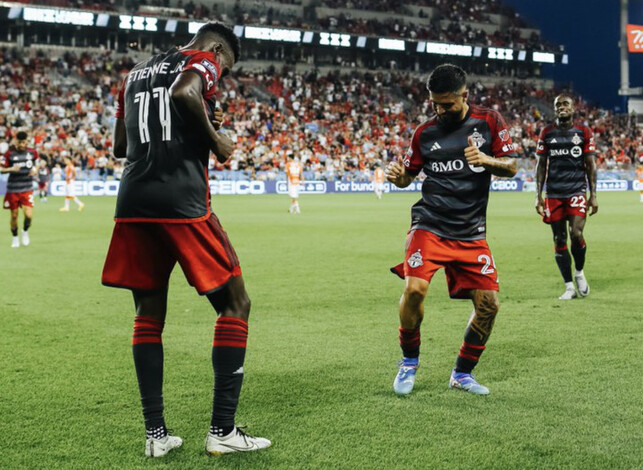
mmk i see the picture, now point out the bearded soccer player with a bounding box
[535,94,598,300]
[101,22,271,457]
[1,131,37,248]
[386,64,517,396]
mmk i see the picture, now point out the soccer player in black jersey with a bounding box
[386,64,517,396]
[1,131,38,248]
[101,22,270,457]
[535,94,598,300]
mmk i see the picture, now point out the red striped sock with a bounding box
[211,316,248,431]
[455,342,486,373]
[213,317,248,348]
[133,316,164,345]
[399,327,421,358]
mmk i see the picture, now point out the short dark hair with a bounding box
[16,131,28,140]
[426,64,467,94]
[197,22,240,63]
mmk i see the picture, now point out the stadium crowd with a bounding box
[0,47,640,184]
[13,0,557,51]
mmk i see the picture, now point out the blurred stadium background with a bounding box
[1,1,642,469]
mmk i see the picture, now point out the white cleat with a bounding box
[574,273,590,297]
[145,434,183,458]
[21,231,30,246]
[205,427,271,455]
[11,236,20,248]
[558,287,578,300]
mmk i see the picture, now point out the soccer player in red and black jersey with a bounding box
[535,94,598,300]
[1,131,38,248]
[101,22,271,457]
[386,64,517,396]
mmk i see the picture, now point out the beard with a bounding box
[437,112,462,128]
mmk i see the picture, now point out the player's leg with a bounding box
[449,289,499,395]
[569,215,589,296]
[9,207,19,247]
[204,276,271,454]
[551,220,575,299]
[74,196,84,211]
[21,204,32,246]
[393,275,429,395]
[131,288,182,457]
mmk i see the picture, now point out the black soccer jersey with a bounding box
[1,148,38,193]
[114,47,222,222]
[402,105,517,241]
[536,124,595,198]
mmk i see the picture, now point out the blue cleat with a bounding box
[449,370,489,395]
[393,358,419,396]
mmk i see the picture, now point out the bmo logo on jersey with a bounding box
[429,159,485,174]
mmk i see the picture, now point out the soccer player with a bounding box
[535,94,598,300]
[386,64,517,396]
[285,154,303,213]
[101,22,271,458]
[1,131,37,247]
[59,157,85,212]
[372,163,385,199]
[37,158,50,202]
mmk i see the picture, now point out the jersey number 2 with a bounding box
[478,254,496,275]
[134,88,172,144]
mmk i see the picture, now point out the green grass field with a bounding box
[1,192,641,470]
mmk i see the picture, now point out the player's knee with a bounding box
[226,292,251,320]
[475,292,500,316]
[570,228,583,243]
[404,284,427,305]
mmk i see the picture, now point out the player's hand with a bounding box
[464,136,489,167]
[385,159,405,184]
[9,165,20,172]
[211,107,224,130]
[535,197,545,216]
[588,195,598,216]
[212,132,234,163]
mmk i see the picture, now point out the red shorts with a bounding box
[543,194,587,224]
[102,213,241,295]
[38,181,48,190]
[3,191,34,210]
[391,229,499,299]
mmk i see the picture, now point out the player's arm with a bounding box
[386,159,415,188]
[585,152,598,215]
[113,119,127,159]
[0,153,18,173]
[169,72,233,163]
[464,136,517,177]
[535,153,548,216]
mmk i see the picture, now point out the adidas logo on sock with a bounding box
[430,142,441,151]
[232,366,244,375]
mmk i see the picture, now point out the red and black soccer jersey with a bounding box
[402,104,517,241]
[536,124,595,198]
[1,148,38,193]
[115,47,222,222]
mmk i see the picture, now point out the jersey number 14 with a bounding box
[134,88,172,144]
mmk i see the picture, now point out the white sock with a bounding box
[74,197,83,206]
[64,199,70,209]
[565,281,574,290]
[574,269,584,277]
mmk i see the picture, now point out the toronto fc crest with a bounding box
[469,129,486,148]
[407,250,423,268]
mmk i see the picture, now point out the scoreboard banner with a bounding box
[0,179,635,196]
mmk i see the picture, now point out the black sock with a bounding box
[11,228,17,236]
[455,342,486,373]
[211,317,248,434]
[554,245,573,283]
[23,217,31,232]
[571,239,586,271]
[132,316,165,429]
